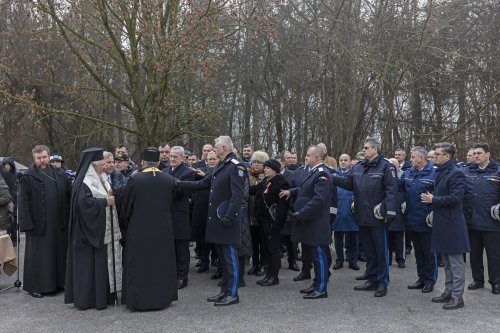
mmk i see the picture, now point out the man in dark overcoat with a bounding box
[164,146,196,289]
[18,145,70,298]
[421,142,470,310]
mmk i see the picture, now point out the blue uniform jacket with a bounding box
[332,168,358,232]
[289,164,332,246]
[430,161,470,254]
[177,153,245,245]
[332,154,398,227]
[164,163,196,240]
[401,161,435,232]
[463,160,500,232]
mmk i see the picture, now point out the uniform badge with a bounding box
[391,169,396,178]
[237,165,246,177]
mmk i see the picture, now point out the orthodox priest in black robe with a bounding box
[65,148,122,310]
[119,147,178,310]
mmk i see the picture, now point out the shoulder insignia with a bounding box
[318,167,324,172]
[231,158,240,165]
[391,169,396,178]
[237,165,246,177]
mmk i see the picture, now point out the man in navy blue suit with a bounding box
[164,146,196,289]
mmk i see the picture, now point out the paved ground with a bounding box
[1,235,499,333]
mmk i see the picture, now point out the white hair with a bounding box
[171,146,185,156]
[103,151,113,159]
[215,136,233,152]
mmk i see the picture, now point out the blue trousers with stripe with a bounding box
[410,231,437,285]
[215,244,239,297]
[312,245,330,292]
[359,226,390,287]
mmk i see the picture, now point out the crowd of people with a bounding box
[0,136,498,311]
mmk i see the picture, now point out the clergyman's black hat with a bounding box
[142,147,160,162]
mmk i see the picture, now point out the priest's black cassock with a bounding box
[119,149,178,310]
[65,148,122,310]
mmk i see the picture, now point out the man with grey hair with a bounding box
[18,145,70,298]
[163,145,196,289]
[421,142,470,310]
[402,146,437,294]
[177,135,246,306]
[332,137,398,297]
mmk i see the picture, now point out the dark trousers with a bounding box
[405,232,412,251]
[199,242,212,267]
[388,230,405,264]
[301,243,313,272]
[359,226,390,287]
[261,222,282,278]
[312,245,330,292]
[250,225,264,267]
[469,229,500,285]
[281,235,297,263]
[410,231,437,285]
[174,239,190,280]
[333,231,359,264]
[216,244,239,297]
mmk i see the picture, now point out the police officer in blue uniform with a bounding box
[163,146,196,289]
[177,136,245,306]
[332,137,398,297]
[402,146,437,293]
[281,146,333,299]
[463,143,500,295]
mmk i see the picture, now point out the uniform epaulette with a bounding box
[231,158,240,165]
[318,167,324,172]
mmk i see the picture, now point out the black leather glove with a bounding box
[290,212,302,224]
[220,217,233,227]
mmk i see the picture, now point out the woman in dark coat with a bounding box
[249,159,289,286]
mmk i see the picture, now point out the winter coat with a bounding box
[332,168,358,232]
[249,174,289,229]
[463,160,500,232]
[0,174,12,230]
[430,161,470,254]
[401,161,435,232]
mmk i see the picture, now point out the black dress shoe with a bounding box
[374,286,387,297]
[422,284,434,293]
[467,281,484,290]
[288,262,300,271]
[358,256,367,262]
[293,271,311,281]
[492,284,500,294]
[177,279,188,289]
[354,281,378,291]
[408,281,425,289]
[300,284,315,294]
[303,290,327,299]
[260,277,279,286]
[211,271,222,280]
[247,265,259,275]
[443,298,464,310]
[397,262,406,269]
[256,276,270,285]
[349,263,360,271]
[431,292,452,303]
[29,292,43,298]
[355,272,368,280]
[255,266,267,276]
[197,265,209,273]
[332,262,343,270]
[214,295,239,306]
[207,292,226,302]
